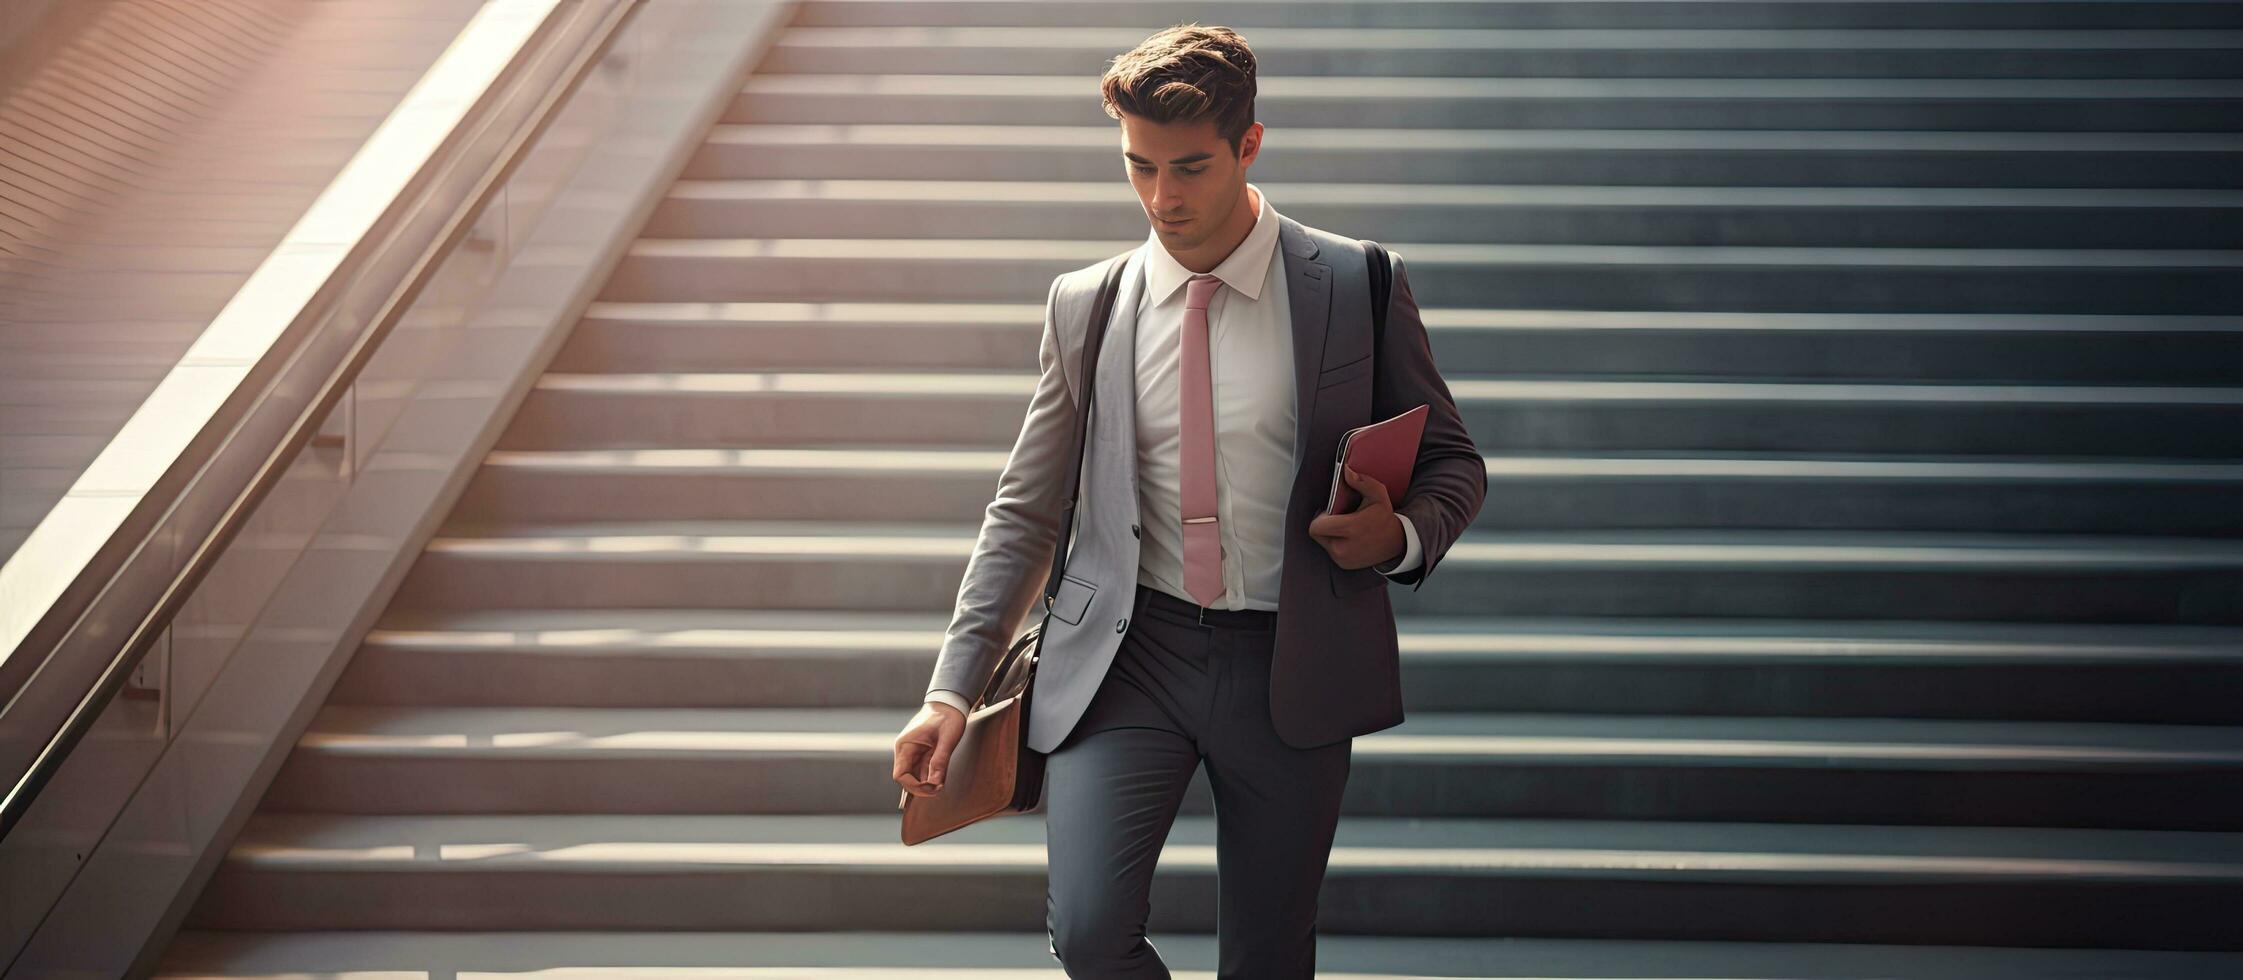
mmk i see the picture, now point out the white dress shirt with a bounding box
[928,183,1418,716]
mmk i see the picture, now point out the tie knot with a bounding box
[1184,273,1223,312]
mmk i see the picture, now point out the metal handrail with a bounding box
[0,0,637,842]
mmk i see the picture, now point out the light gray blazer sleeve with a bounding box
[924,272,1082,702]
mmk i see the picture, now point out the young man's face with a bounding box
[1119,112,1262,255]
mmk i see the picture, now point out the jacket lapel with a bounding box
[1099,248,1146,510]
[1280,214,1331,480]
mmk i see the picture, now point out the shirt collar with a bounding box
[1141,181,1281,308]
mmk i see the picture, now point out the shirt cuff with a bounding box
[1376,512,1422,576]
[925,689,972,716]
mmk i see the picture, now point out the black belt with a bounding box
[1134,581,1278,629]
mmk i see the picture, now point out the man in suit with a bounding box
[892,23,1486,979]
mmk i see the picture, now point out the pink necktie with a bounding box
[1180,273,1225,607]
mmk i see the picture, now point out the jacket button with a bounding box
[1115,617,1127,633]
[1130,523,1140,538]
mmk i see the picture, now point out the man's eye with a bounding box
[1182,167,1206,176]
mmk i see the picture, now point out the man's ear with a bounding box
[1236,121,1262,168]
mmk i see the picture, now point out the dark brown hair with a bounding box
[1100,23,1257,156]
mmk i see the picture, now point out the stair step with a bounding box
[1416,529,2243,623]
[759,26,2243,78]
[454,445,2243,535]
[152,928,2243,978]
[389,522,2243,624]
[689,124,2243,188]
[560,301,2243,385]
[788,1,2243,31]
[727,74,2243,131]
[264,705,2243,827]
[646,179,2243,247]
[336,608,2243,723]
[1446,378,2243,456]
[1464,455,2243,535]
[184,812,2243,947]
[501,369,2243,456]
[600,237,2243,314]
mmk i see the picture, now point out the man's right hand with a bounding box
[894,701,967,797]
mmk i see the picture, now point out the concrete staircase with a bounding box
[158,1,2243,976]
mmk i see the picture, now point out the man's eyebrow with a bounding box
[1124,151,1215,165]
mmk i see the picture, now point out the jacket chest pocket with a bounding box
[1316,352,1372,390]
[1049,573,1097,625]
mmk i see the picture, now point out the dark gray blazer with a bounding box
[927,211,1487,751]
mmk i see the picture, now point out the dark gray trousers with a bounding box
[1043,582,1353,979]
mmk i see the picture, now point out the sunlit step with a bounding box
[758,25,2243,78]
[646,179,2243,248]
[337,606,2243,722]
[389,523,2243,624]
[726,73,2243,130]
[618,236,2243,266]
[598,237,2243,313]
[674,181,2227,208]
[185,812,2243,945]
[707,123,2243,153]
[690,123,2243,188]
[265,704,2243,826]
[742,74,2243,100]
[560,301,2243,384]
[452,444,2243,535]
[501,369,2243,457]
[784,1,2243,31]
[152,928,2243,979]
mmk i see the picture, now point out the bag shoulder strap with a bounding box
[1360,239,1393,395]
[1041,252,1132,614]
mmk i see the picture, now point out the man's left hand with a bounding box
[1309,465,1405,570]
